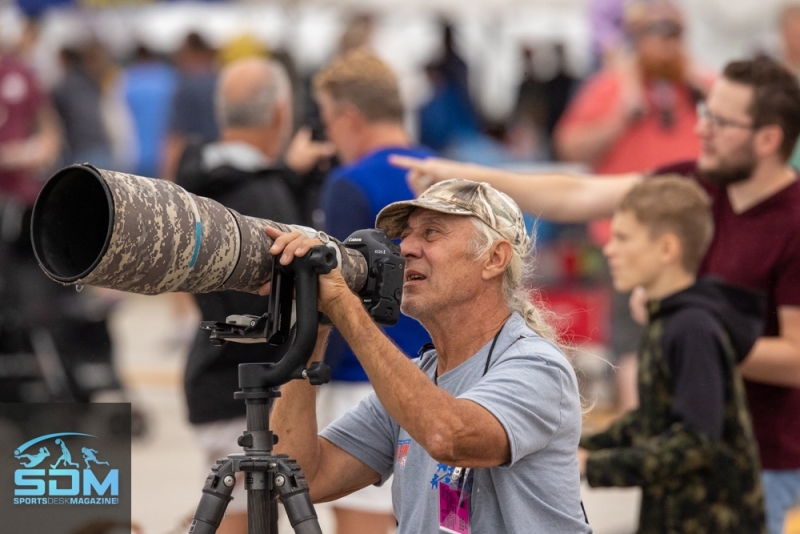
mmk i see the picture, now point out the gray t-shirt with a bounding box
[320,313,591,533]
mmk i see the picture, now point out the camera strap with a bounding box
[433,319,507,386]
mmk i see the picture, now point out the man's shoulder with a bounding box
[334,146,435,179]
[650,160,719,197]
[774,176,800,215]
[328,146,435,197]
[661,307,721,339]
[497,315,574,371]
[178,141,294,199]
[573,69,623,98]
[650,160,699,178]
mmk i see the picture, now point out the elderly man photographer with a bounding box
[265,179,591,533]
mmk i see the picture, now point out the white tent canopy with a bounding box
[1,0,793,120]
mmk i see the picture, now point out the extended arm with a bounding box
[739,306,800,387]
[389,155,640,223]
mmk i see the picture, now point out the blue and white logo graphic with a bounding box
[13,433,119,505]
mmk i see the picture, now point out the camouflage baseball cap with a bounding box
[376,179,530,252]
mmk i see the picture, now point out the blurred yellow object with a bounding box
[786,506,800,534]
[219,35,268,65]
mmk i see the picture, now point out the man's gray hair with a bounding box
[467,217,559,344]
[215,59,291,129]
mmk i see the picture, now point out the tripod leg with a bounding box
[274,458,322,534]
[188,459,236,534]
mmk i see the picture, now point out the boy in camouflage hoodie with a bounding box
[580,176,765,533]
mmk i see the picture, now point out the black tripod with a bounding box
[188,247,336,534]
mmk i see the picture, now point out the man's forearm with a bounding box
[327,292,508,466]
[586,424,713,488]
[271,327,330,483]
[739,337,800,388]
[395,155,637,222]
[328,294,447,446]
[430,162,635,223]
[580,410,641,451]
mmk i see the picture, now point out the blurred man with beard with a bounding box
[393,55,800,534]
[555,0,711,176]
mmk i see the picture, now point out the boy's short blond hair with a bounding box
[618,175,713,273]
[313,48,404,123]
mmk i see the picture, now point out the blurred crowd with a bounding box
[1,0,800,533]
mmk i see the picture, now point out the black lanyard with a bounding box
[433,319,507,386]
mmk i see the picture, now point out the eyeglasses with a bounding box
[640,20,684,39]
[696,102,754,131]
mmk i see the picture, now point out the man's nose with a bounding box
[694,116,711,138]
[400,236,422,258]
[602,241,614,258]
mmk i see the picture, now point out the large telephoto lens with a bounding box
[31,164,367,295]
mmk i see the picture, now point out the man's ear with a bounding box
[754,124,785,158]
[340,104,365,131]
[659,232,683,266]
[272,100,290,129]
[482,240,513,281]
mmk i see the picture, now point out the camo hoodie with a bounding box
[581,277,766,533]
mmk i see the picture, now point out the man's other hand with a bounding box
[285,127,336,175]
[389,155,464,196]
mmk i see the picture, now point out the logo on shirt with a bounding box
[430,463,457,489]
[395,439,411,468]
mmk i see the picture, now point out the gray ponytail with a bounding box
[467,218,560,344]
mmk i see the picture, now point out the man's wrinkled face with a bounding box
[695,78,757,185]
[398,209,483,321]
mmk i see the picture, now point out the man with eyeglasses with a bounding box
[393,55,800,534]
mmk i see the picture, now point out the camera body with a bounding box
[343,229,403,326]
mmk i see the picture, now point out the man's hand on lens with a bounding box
[261,226,352,317]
